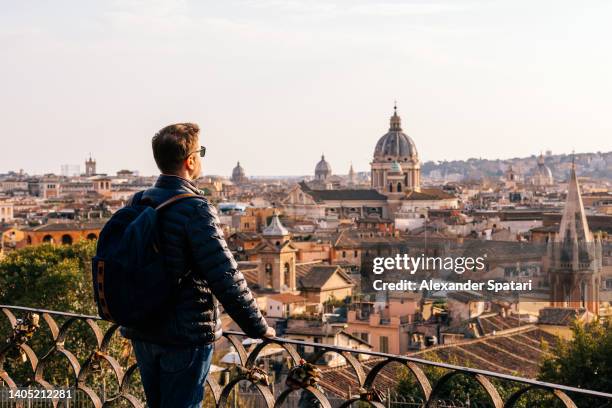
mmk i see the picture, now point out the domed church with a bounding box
[531,153,554,187]
[282,105,458,225]
[315,154,332,181]
[231,161,248,184]
[371,105,421,194]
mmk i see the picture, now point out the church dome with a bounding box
[373,107,418,162]
[315,154,332,180]
[231,161,247,183]
[537,154,552,176]
[536,162,553,179]
[533,153,553,185]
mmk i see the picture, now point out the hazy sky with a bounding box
[1,0,611,177]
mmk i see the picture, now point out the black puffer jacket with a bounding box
[121,175,268,345]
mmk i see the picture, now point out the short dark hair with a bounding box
[152,123,200,174]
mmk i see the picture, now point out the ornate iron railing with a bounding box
[1,305,612,408]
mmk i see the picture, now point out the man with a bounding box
[121,123,275,408]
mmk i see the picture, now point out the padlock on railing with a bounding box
[236,365,271,386]
[286,359,321,390]
[9,313,40,346]
[89,350,104,373]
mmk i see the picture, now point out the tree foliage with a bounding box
[539,320,612,406]
[0,241,104,386]
[0,241,97,314]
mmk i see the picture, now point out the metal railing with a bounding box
[2,305,612,408]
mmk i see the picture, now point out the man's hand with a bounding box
[263,327,276,339]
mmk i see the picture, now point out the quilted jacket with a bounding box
[120,174,268,345]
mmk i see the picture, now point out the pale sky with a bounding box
[1,0,611,177]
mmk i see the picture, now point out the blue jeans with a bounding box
[132,340,213,408]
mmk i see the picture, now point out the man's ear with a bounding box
[185,155,196,171]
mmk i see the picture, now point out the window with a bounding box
[504,267,518,278]
[284,262,291,288]
[342,251,346,258]
[380,336,389,353]
[265,263,273,288]
[354,250,358,257]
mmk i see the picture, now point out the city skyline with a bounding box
[2,1,612,176]
[2,147,610,179]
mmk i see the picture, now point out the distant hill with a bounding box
[421,151,612,182]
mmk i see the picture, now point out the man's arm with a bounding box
[186,200,270,338]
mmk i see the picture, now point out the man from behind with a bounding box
[121,123,274,408]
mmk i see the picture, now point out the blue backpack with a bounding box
[92,191,202,326]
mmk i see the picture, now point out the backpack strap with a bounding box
[155,193,203,212]
[128,190,145,207]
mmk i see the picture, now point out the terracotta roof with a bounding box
[305,188,388,202]
[456,239,546,260]
[231,231,261,241]
[447,291,484,303]
[538,307,588,326]
[404,188,456,201]
[24,221,106,232]
[332,230,407,248]
[318,326,556,399]
[267,293,307,304]
[298,265,353,290]
[238,262,259,287]
[237,261,259,270]
[477,313,522,335]
[295,262,323,279]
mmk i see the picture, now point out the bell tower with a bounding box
[548,163,602,314]
[85,154,97,177]
[257,212,298,293]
